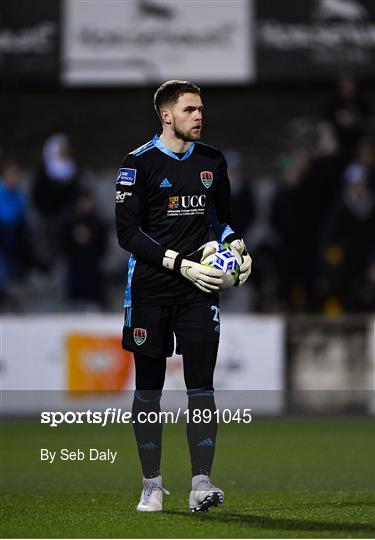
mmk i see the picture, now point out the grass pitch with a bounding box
[1,418,374,538]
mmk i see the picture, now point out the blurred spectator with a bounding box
[306,123,345,214]
[271,149,313,311]
[327,74,371,160]
[316,162,375,313]
[356,250,375,313]
[0,161,30,307]
[220,150,255,312]
[61,189,108,309]
[225,150,255,237]
[33,134,80,264]
[300,123,346,309]
[356,138,375,193]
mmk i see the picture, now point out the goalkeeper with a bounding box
[115,80,252,513]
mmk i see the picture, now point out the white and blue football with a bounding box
[202,242,241,289]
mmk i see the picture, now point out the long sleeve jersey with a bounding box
[115,134,238,306]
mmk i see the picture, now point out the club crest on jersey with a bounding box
[134,328,147,346]
[116,168,136,186]
[200,171,213,188]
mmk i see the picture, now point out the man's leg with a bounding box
[122,305,172,481]
[174,300,224,511]
[181,339,218,477]
[122,305,173,511]
[132,351,166,479]
[132,352,170,512]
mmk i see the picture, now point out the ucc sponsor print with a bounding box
[167,194,206,216]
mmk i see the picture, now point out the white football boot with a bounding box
[136,475,169,512]
[189,474,224,512]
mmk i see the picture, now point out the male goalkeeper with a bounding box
[115,80,252,512]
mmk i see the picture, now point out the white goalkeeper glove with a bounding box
[199,240,220,260]
[230,239,252,287]
[162,247,224,294]
[198,239,252,287]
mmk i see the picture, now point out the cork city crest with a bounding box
[133,328,147,346]
[200,171,213,188]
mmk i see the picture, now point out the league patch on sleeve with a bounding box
[116,168,137,186]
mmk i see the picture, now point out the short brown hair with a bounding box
[154,80,201,119]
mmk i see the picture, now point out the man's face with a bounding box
[168,93,203,141]
[4,165,22,191]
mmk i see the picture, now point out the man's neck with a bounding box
[159,132,192,154]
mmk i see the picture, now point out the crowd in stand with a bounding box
[0,135,108,311]
[225,75,374,314]
[1,75,374,314]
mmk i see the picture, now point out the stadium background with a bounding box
[1,0,375,538]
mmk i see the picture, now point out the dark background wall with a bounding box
[4,82,374,175]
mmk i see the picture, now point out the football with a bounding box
[201,242,242,289]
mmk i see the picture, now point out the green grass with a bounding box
[1,419,375,538]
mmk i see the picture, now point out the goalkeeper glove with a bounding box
[162,247,224,294]
[196,239,252,287]
[230,239,252,287]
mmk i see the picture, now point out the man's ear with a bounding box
[160,107,172,125]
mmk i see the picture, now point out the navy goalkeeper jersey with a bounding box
[115,134,238,306]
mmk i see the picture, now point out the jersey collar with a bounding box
[152,134,195,161]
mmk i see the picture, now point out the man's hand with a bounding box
[163,249,224,293]
[200,241,219,261]
[230,239,252,287]
[180,259,224,293]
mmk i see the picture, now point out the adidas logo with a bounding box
[160,178,172,188]
[139,442,157,450]
[198,437,215,447]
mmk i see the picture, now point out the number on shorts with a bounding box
[211,305,220,322]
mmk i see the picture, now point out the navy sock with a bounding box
[132,390,162,478]
[186,391,217,477]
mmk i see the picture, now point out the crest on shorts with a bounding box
[200,171,213,188]
[134,328,147,346]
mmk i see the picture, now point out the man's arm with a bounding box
[115,154,166,267]
[211,155,252,286]
[210,156,238,243]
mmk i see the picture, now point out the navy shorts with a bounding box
[122,298,220,360]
